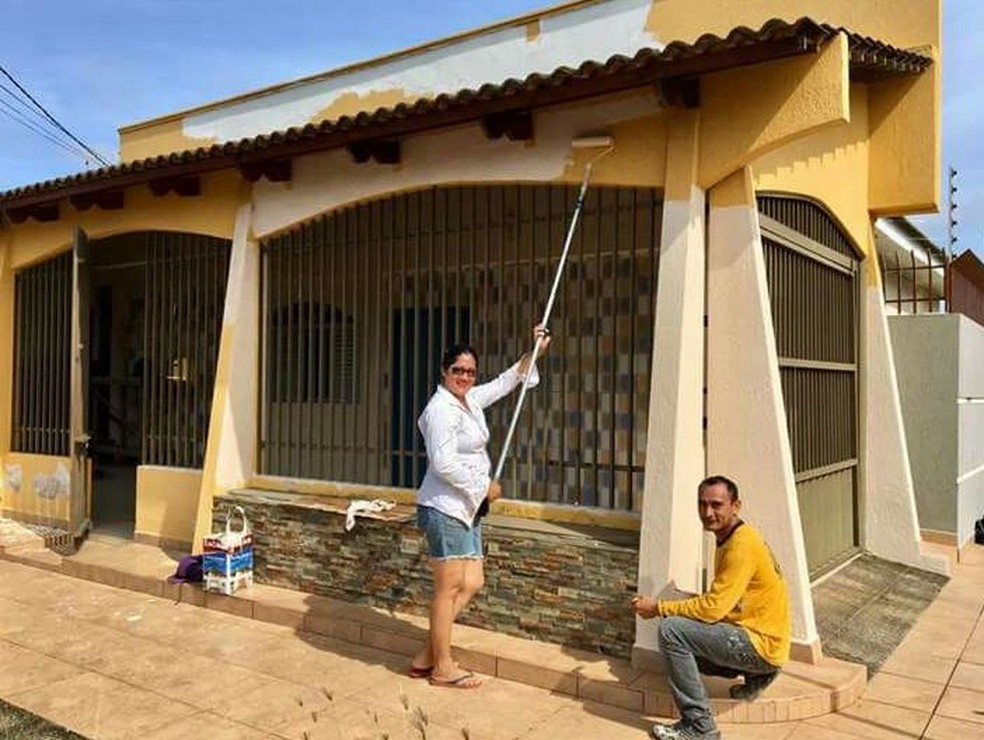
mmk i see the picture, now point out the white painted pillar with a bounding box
[192,202,259,549]
[705,168,819,658]
[634,111,706,666]
[862,260,949,575]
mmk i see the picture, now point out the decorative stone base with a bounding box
[214,489,640,658]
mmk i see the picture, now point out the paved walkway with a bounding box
[0,545,981,739]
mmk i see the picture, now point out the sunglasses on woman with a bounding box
[449,366,477,377]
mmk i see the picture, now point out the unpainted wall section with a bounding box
[888,315,958,533]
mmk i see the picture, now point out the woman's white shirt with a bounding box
[417,361,539,526]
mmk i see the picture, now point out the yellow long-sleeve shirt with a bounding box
[657,522,791,667]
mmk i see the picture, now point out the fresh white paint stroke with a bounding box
[250,93,661,237]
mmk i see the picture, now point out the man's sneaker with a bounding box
[729,670,779,701]
[650,721,721,740]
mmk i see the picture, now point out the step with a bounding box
[0,537,867,724]
[0,518,47,555]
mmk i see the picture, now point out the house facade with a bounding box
[0,0,947,665]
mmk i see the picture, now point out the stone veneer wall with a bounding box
[215,491,639,658]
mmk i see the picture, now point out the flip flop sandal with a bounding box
[429,672,482,689]
[407,665,433,679]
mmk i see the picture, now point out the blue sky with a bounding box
[0,1,980,252]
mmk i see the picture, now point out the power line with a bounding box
[0,80,43,119]
[0,64,112,167]
[0,82,95,160]
[0,97,93,160]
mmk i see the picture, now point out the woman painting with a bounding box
[409,326,550,689]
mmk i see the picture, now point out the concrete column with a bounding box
[634,111,706,667]
[862,261,949,575]
[705,167,819,658]
[192,202,259,550]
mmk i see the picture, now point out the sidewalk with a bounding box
[0,541,980,739]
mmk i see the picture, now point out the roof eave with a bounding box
[0,17,932,216]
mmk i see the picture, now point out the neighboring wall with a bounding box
[957,316,984,545]
[889,314,984,546]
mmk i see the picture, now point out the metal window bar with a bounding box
[259,184,661,512]
[12,252,72,455]
[142,233,231,468]
[758,195,858,259]
[877,248,948,315]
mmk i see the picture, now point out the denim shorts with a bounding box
[416,505,483,560]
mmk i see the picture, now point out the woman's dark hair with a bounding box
[441,343,478,371]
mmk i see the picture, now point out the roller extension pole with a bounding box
[492,142,612,484]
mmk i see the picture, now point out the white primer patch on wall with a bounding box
[250,93,661,237]
[32,463,70,501]
[183,0,660,143]
[3,464,22,494]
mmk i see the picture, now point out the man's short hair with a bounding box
[699,475,739,502]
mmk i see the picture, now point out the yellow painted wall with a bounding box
[698,35,849,189]
[751,84,871,255]
[118,117,216,164]
[647,0,939,52]
[0,452,72,525]
[5,169,245,270]
[868,71,939,215]
[561,109,668,189]
[135,465,202,546]
[649,0,941,211]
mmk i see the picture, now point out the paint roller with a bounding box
[477,135,616,518]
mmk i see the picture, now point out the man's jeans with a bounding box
[658,616,777,734]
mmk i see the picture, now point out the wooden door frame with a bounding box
[69,227,92,536]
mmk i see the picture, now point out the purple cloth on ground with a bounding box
[168,554,203,584]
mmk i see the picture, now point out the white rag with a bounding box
[344,499,397,532]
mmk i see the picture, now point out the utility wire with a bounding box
[0,98,93,160]
[0,80,43,119]
[0,64,112,167]
[0,81,94,160]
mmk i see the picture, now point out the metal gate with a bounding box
[759,195,861,576]
[142,232,231,468]
[12,233,230,473]
[260,184,662,511]
[12,252,72,456]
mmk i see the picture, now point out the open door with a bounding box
[69,227,92,537]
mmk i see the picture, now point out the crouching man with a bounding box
[633,475,791,740]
